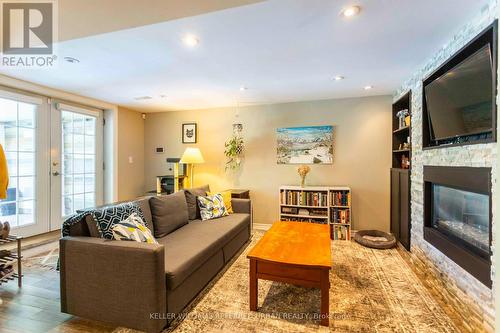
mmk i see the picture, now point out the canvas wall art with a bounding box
[277,126,333,164]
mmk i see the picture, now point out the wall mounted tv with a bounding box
[423,21,497,148]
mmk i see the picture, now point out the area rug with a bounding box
[115,230,458,333]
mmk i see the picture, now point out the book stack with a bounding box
[331,209,350,224]
[331,190,351,206]
[280,190,328,207]
[331,225,350,240]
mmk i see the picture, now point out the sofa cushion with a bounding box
[184,185,210,220]
[150,191,188,238]
[133,196,153,226]
[158,213,250,290]
[111,213,158,244]
[85,215,101,237]
[92,202,146,239]
[197,193,229,221]
[207,190,233,214]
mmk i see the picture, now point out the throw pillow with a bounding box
[184,185,210,220]
[197,193,229,221]
[92,202,146,239]
[150,191,189,238]
[112,213,158,244]
[207,190,233,214]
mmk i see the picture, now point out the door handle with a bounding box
[52,171,60,176]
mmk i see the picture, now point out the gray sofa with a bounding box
[59,188,252,333]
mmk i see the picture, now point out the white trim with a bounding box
[253,223,272,231]
[56,102,101,117]
[0,89,43,105]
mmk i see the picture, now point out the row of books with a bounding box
[281,217,328,224]
[331,208,350,224]
[281,207,328,217]
[331,190,351,206]
[331,225,351,240]
[280,190,328,207]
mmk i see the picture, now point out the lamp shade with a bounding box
[180,147,205,164]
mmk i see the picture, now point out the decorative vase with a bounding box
[297,165,311,188]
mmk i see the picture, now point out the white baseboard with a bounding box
[253,223,272,231]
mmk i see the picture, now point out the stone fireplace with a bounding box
[423,166,492,287]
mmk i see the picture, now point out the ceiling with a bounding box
[0,0,491,112]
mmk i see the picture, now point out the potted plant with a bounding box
[224,124,244,171]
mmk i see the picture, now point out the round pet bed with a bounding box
[354,230,396,249]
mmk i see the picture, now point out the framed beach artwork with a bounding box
[182,123,197,143]
[277,126,333,164]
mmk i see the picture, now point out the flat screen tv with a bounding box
[425,45,493,141]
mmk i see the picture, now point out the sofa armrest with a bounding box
[60,237,166,333]
[231,198,251,214]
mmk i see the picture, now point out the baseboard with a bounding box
[253,223,272,231]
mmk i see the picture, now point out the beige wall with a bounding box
[144,95,392,231]
[117,107,145,200]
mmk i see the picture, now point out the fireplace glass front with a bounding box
[432,184,489,258]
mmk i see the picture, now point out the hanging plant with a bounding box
[224,124,244,171]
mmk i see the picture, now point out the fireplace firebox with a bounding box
[424,166,492,288]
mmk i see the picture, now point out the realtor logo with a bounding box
[2,2,53,54]
[0,1,57,67]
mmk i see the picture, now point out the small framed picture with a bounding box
[182,123,197,143]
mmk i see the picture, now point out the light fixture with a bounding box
[341,5,361,17]
[64,56,80,63]
[364,85,373,90]
[134,96,153,101]
[180,147,205,188]
[240,86,248,91]
[183,34,199,47]
[334,75,344,81]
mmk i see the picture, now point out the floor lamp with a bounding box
[180,147,205,188]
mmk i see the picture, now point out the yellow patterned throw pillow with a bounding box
[112,213,158,244]
[197,193,229,221]
[207,190,233,214]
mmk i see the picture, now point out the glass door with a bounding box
[50,103,103,230]
[0,91,104,237]
[0,91,50,237]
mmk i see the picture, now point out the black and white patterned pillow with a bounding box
[92,202,147,239]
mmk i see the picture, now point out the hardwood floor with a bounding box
[0,241,117,333]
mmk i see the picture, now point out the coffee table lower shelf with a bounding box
[249,259,330,326]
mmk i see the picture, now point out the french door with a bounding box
[0,89,103,237]
[49,103,104,231]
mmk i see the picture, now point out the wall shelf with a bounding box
[391,91,412,251]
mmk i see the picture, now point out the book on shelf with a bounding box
[331,225,350,240]
[281,217,328,224]
[331,190,351,206]
[331,208,350,224]
[280,190,328,207]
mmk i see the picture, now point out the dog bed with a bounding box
[354,230,396,249]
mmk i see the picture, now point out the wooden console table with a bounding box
[247,222,331,326]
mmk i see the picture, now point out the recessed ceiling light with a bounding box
[183,34,199,47]
[334,75,344,81]
[134,96,153,101]
[240,86,248,91]
[364,85,373,90]
[64,56,80,63]
[341,5,361,17]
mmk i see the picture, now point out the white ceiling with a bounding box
[0,0,491,112]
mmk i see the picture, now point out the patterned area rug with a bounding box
[116,231,458,333]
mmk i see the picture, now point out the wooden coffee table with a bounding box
[247,221,331,326]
